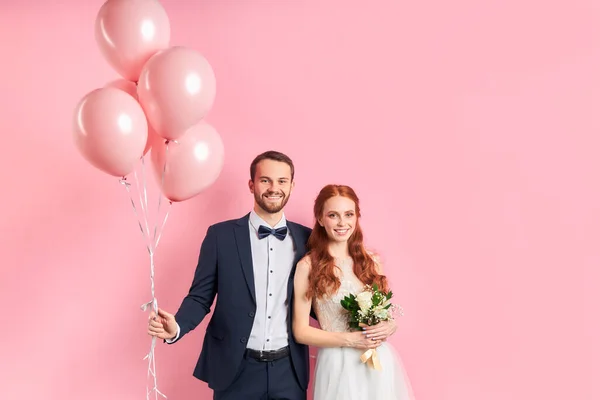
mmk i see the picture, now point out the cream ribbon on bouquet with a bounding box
[360,348,382,371]
[120,144,175,400]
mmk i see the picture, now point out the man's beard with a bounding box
[255,191,290,214]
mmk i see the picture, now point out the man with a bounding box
[147,150,312,400]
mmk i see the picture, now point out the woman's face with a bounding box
[319,195,357,243]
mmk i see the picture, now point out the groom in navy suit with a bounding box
[148,150,312,400]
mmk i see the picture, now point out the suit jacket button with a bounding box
[248,312,255,317]
[240,337,247,343]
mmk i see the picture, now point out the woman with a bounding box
[293,184,415,399]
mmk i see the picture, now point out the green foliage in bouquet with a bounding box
[340,284,394,330]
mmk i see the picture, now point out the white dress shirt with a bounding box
[246,210,295,350]
[168,211,296,351]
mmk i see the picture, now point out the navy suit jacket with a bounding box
[172,213,312,391]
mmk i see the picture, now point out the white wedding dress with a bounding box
[312,258,415,400]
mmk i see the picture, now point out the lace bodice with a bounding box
[312,258,366,332]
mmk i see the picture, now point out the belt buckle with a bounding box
[258,350,267,361]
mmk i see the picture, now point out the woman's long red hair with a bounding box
[306,184,389,299]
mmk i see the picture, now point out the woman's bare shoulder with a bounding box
[297,254,312,271]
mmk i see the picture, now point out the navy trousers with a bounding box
[213,353,306,400]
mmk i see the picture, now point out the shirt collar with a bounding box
[249,210,287,232]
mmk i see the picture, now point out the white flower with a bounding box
[373,306,389,320]
[356,291,373,312]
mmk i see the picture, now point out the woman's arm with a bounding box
[292,257,379,349]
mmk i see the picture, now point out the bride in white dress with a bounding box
[293,184,415,400]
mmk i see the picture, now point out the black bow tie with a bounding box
[257,225,288,241]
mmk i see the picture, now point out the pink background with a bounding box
[0,1,598,399]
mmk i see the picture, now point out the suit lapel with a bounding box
[286,222,305,297]
[287,222,305,266]
[234,214,256,304]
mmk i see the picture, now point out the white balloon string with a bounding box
[120,153,171,400]
[154,140,174,250]
[138,156,151,238]
[153,140,176,247]
[154,202,172,250]
[153,141,166,246]
[119,177,150,251]
[143,139,176,400]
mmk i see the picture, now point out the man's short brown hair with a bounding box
[250,151,295,181]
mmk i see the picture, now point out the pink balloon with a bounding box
[137,46,217,140]
[151,121,224,202]
[95,0,170,82]
[73,87,148,177]
[104,78,137,98]
[105,79,159,155]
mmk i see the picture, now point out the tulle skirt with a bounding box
[312,342,415,400]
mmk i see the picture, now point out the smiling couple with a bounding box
[147,151,415,400]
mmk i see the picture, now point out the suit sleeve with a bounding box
[172,225,218,341]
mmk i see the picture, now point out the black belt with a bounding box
[245,346,290,362]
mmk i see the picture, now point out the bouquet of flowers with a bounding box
[341,283,400,328]
[340,284,401,370]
